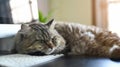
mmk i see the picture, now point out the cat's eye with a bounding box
[40,40,45,43]
[52,36,57,45]
[20,34,24,41]
[20,33,27,40]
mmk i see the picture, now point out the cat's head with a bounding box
[13,19,66,55]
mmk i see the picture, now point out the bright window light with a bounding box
[9,0,38,23]
[108,1,120,36]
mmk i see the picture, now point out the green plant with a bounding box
[38,10,52,23]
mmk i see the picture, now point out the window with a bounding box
[93,0,120,36]
[10,0,38,23]
[108,0,120,36]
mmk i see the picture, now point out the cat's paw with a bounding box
[111,47,120,59]
[109,45,120,54]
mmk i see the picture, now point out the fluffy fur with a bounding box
[13,20,120,59]
[55,22,120,58]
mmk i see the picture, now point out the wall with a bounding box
[37,0,49,16]
[49,0,92,25]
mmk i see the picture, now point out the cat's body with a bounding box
[55,22,120,58]
[13,19,120,58]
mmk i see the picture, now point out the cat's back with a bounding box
[54,21,103,39]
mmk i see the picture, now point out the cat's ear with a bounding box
[21,24,28,29]
[46,19,54,28]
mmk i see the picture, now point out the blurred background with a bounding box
[0,0,120,35]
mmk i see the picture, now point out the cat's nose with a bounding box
[46,41,55,49]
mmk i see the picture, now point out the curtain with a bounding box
[92,0,108,29]
[0,0,13,24]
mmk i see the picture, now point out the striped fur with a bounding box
[13,22,66,55]
[13,20,120,58]
[29,23,51,43]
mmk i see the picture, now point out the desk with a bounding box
[0,53,120,67]
[36,56,120,67]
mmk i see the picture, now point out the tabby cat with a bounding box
[12,19,120,58]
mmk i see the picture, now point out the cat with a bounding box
[12,20,66,55]
[12,19,120,59]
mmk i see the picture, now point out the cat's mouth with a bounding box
[27,51,46,56]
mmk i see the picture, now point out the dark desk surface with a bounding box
[0,51,120,67]
[34,56,120,67]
